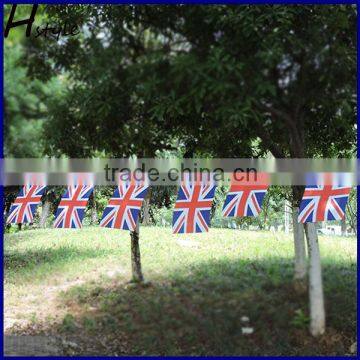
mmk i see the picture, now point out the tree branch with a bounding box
[254,101,304,157]
[254,122,285,158]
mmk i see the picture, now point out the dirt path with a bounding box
[4,278,86,334]
[4,279,87,356]
[4,274,129,356]
[4,335,62,356]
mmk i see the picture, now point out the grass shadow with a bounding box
[45,256,357,356]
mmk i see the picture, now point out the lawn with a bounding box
[4,227,357,356]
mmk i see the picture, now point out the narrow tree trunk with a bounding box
[340,218,346,236]
[305,222,325,336]
[3,210,9,232]
[284,200,290,234]
[17,223,22,231]
[130,222,144,283]
[141,189,151,226]
[39,199,51,228]
[292,207,307,285]
[262,206,268,228]
[90,189,98,225]
[91,204,98,225]
[4,187,17,229]
[346,201,357,235]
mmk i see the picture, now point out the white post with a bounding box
[305,222,325,336]
[292,207,307,282]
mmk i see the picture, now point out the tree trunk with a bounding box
[305,222,325,336]
[39,199,51,228]
[284,200,290,234]
[4,187,20,230]
[346,201,357,235]
[141,189,151,226]
[91,205,98,225]
[345,189,356,235]
[340,218,346,236]
[17,223,22,231]
[130,222,144,283]
[90,189,98,225]
[292,207,307,286]
[4,210,9,232]
[262,204,268,227]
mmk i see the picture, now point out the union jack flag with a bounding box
[298,173,352,223]
[54,185,93,228]
[173,173,216,234]
[100,180,149,231]
[222,173,268,217]
[7,185,46,224]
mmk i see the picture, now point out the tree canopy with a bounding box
[20,5,356,159]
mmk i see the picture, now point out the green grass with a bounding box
[4,227,357,355]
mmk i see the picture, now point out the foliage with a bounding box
[19,5,356,160]
[86,186,114,224]
[4,4,63,157]
[4,43,45,157]
[291,309,310,329]
[150,206,173,227]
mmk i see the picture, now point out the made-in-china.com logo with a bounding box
[4,4,79,40]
